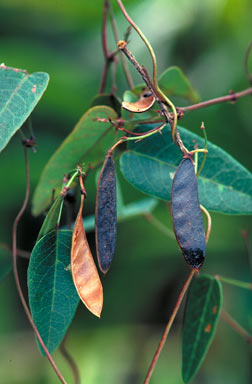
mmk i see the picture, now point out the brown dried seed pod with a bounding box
[171,156,206,269]
[95,152,117,274]
[71,194,103,317]
[122,88,155,113]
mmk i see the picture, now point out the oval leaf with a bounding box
[182,275,222,383]
[32,106,118,216]
[71,194,103,317]
[37,195,63,242]
[171,157,206,269]
[95,152,117,274]
[120,124,252,214]
[158,66,199,103]
[28,230,80,354]
[0,65,49,152]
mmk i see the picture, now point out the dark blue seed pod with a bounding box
[171,156,206,269]
[95,152,117,274]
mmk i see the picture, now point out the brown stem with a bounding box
[108,1,134,89]
[99,60,110,94]
[221,309,252,344]
[99,0,114,93]
[244,41,252,85]
[102,0,110,58]
[78,171,86,196]
[119,122,165,136]
[116,0,157,86]
[111,56,118,95]
[178,88,252,113]
[144,269,196,384]
[60,333,81,384]
[117,41,188,154]
[12,146,67,384]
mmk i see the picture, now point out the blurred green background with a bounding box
[0,0,251,383]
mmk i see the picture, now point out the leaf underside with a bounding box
[120,124,252,214]
[0,65,49,152]
[36,195,63,242]
[28,230,79,354]
[182,275,223,383]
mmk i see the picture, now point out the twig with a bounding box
[111,56,118,95]
[244,41,252,85]
[99,61,110,94]
[144,269,196,384]
[12,146,67,384]
[221,309,252,344]
[178,87,252,113]
[99,0,110,93]
[116,1,179,143]
[60,333,81,384]
[108,1,134,89]
[117,41,188,154]
[116,0,158,87]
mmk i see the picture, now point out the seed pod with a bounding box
[95,151,117,274]
[71,194,103,317]
[122,88,155,113]
[171,156,206,269]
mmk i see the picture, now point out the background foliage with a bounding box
[0,0,251,383]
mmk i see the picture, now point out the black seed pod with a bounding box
[95,152,117,274]
[171,156,206,269]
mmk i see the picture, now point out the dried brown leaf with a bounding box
[122,89,155,113]
[71,194,103,317]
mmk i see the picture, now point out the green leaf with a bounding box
[120,197,158,221]
[120,124,252,214]
[83,197,158,232]
[158,66,199,103]
[32,106,118,216]
[28,230,79,354]
[37,196,64,242]
[0,245,12,282]
[0,65,49,152]
[91,93,122,116]
[182,275,222,383]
